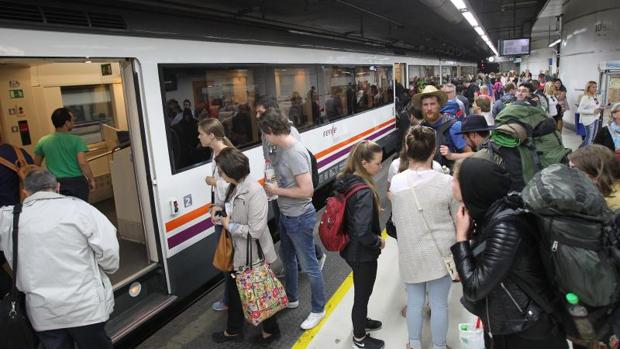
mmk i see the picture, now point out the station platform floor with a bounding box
[136,128,582,349]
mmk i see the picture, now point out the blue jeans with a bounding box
[279,209,326,313]
[37,322,112,349]
[580,119,599,148]
[406,275,451,349]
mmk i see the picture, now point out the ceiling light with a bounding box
[450,0,467,10]
[548,39,561,47]
[474,26,484,36]
[462,11,478,27]
[481,34,489,41]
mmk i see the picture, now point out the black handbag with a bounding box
[0,204,38,349]
[386,213,397,239]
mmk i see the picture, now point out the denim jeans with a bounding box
[580,119,599,148]
[406,275,451,349]
[279,209,326,313]
[37,322,112,349]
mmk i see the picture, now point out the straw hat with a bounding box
[412,85,448,109]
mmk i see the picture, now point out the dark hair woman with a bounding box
[450,158,568,349]
[211,147,280,345]
[335,140,386,349]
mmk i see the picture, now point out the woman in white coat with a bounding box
[578,80,604,147]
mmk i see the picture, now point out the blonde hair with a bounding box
[479,85,489,95]
[339,140,382,212]
[198,118,234,148]
[584,81,598,97]
[543,81,555,96]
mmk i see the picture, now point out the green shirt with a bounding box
[34,132,89,178]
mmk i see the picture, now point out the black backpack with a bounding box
[522,164,620,340]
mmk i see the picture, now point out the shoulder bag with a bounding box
[235,233,288,326]
[408,179,459,281]
[0,204,38,349]
[212,227,233,272]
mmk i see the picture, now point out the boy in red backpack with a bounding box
[331,140,386,349]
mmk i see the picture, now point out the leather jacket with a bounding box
[451,196,559,337]
[334,174,382,263]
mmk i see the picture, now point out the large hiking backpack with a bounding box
[318,183,369,252]
[0,146,38,202]
[490,103,571,190]
[522,164,620,340]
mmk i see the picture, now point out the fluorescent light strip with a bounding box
[462,11,478,27]
[450,0,467,10]
[474,26,484,35]
[548,39,561,47]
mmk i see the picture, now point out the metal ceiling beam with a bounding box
[334,0,404,28]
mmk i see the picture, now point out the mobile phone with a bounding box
[214,210,227,218]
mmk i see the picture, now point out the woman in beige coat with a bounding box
[211,147,280,345]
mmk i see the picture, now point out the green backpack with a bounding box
[487,102,571,190]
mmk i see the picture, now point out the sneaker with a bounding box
[300,311,325,330]
[352,334,385,349]
[287,300,300,309]
[211,300,228,311]
[318,254,327,271]
[365,318,382,332]
[212,331,243,343]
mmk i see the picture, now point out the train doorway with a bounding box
[0,58,172,341]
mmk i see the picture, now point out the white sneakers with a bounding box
[287,300,300,309]
[300,311,325,330]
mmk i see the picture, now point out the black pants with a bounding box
[0,252,10,298]
[346,260,378,338]
[37,322,112,349]
[225,273,279,335]
[58,176,89,202]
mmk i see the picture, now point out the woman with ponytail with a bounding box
[390,125,458,349]
[335,140,386,349]
[197,118,235,312]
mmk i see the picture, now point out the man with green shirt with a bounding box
[34,107,96,202]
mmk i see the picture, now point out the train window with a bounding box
[273,66,320,130]
[61,84,116,144]
[159,63,394,174]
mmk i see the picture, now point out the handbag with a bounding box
[212,228,233,272]
[235,233,288,326]
[386,213,397,239]
[0,204,37,349]
[408,180,459,281]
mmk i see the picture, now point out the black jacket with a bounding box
[594,126,615,153]
[335,174,382,263]
[451,197,560,337]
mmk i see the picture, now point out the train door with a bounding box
[0,58,173,342]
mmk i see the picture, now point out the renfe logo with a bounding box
[323,125,337,137]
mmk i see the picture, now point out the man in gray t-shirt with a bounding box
[259,108,327,330]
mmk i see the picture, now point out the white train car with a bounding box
[0,23,475,343]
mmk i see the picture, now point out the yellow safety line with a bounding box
[292,231,388,349]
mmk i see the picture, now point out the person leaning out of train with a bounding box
[334,140,386,349]
[197,118,234,312]
[450,158,568,349]
[211,147,281,345]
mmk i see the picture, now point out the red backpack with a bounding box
[319,183,369,252]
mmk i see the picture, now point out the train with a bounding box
[0,2,476,344]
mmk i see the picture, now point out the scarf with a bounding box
[611,122,620,150]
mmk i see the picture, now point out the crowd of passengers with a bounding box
[1,68,620,349]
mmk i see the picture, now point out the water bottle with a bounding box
[264,160,278,201]
[566,292,596,341]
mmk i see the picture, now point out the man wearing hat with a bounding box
[412,85,471,168]
[439,114,495,161]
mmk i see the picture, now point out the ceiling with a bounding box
[1,0,548,61]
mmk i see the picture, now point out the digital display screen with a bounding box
[500,38,530,56]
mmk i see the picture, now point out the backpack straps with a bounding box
[12,145,27,166]
[0,156,18,173]
[344,183,370,201]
